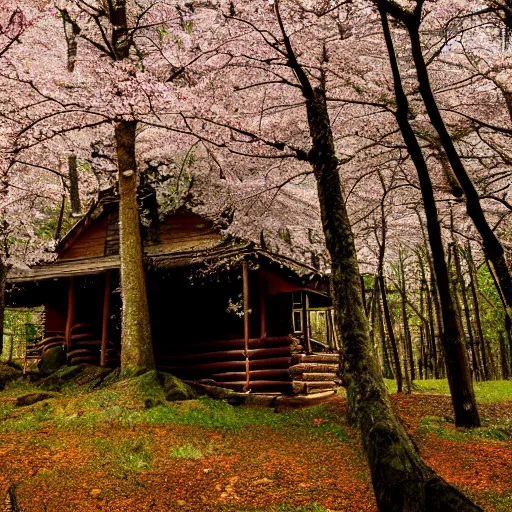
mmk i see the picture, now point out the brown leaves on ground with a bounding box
[0,393,511,512]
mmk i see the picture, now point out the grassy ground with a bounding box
[0,370,511,511]
[384,378,512,403]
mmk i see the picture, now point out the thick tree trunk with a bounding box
[115,121,155,372]
[271,3,482,506]
[107,1,154,373]
[305,83,481,510]
[379,3,480,427]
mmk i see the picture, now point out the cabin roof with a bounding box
[8,187,324,285]
[9,241,322,284]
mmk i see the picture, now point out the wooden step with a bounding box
[296,354,339,363]
[289,363,339,376]
[292,381,338,394]
[301,372,339,382]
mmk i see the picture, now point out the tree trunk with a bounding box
[499,331,510,380]
[448,243,472,379]
[467,245,494,380]
[399,249,415,382]
[379,272,403,392]
[305,79,481,510]
[379,2,480,427]
[486,258,512,378]
[107,0,154,373]
[377,286,394,379]
[270,3,483,506]
[68,154,81,216]
[402,7,512,311]
[0,260,8,356]
[115,121,155,372]
[454,244,480,380]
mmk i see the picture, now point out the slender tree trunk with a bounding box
[400,249,415,382]
[417,250,435,379]
[454,245,480,381]
[419,283,426,379]
[115,121,155,372]
[467,245,494,380]
[54,193,66,241]
[378,286,394,379]
[369,277,378,352]
[0,260,7,356]
[61,9,79,72]
[448,243,473,379]
[68,154,81,216]
[379,271,403,392]
[499,331,510,380]
[379,2,480,427]
[486,258,512,377]
[418,233,443,379]
[401,6,512,311]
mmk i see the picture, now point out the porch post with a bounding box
[100,271,111,367]
[243,261,250,392]
[259,277,267,339]
[65,277,75,351]
[302,291,312,354]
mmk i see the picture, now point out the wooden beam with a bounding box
[65,277,75,351]
[100,271,111,367]
[302,291,312,354]
[259,277,267,339]
[243,261,250,391]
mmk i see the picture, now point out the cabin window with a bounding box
[292,292,303,333]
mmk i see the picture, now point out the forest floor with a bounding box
[0,369,511,512]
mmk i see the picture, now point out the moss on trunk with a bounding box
[115,121,155,373]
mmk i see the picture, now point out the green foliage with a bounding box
[384,378,512,402]
[420,416,512,442]
[0,401,55,433]
[2,308,43,363]
[168,443,204,459]
[91,437,153,474]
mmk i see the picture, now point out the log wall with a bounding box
[156,336,300,393]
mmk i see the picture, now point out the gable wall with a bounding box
[148,211,220,254]
[58,214,109,261]
[57,210,220,261]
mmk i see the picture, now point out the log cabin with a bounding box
[7,190,339,395]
